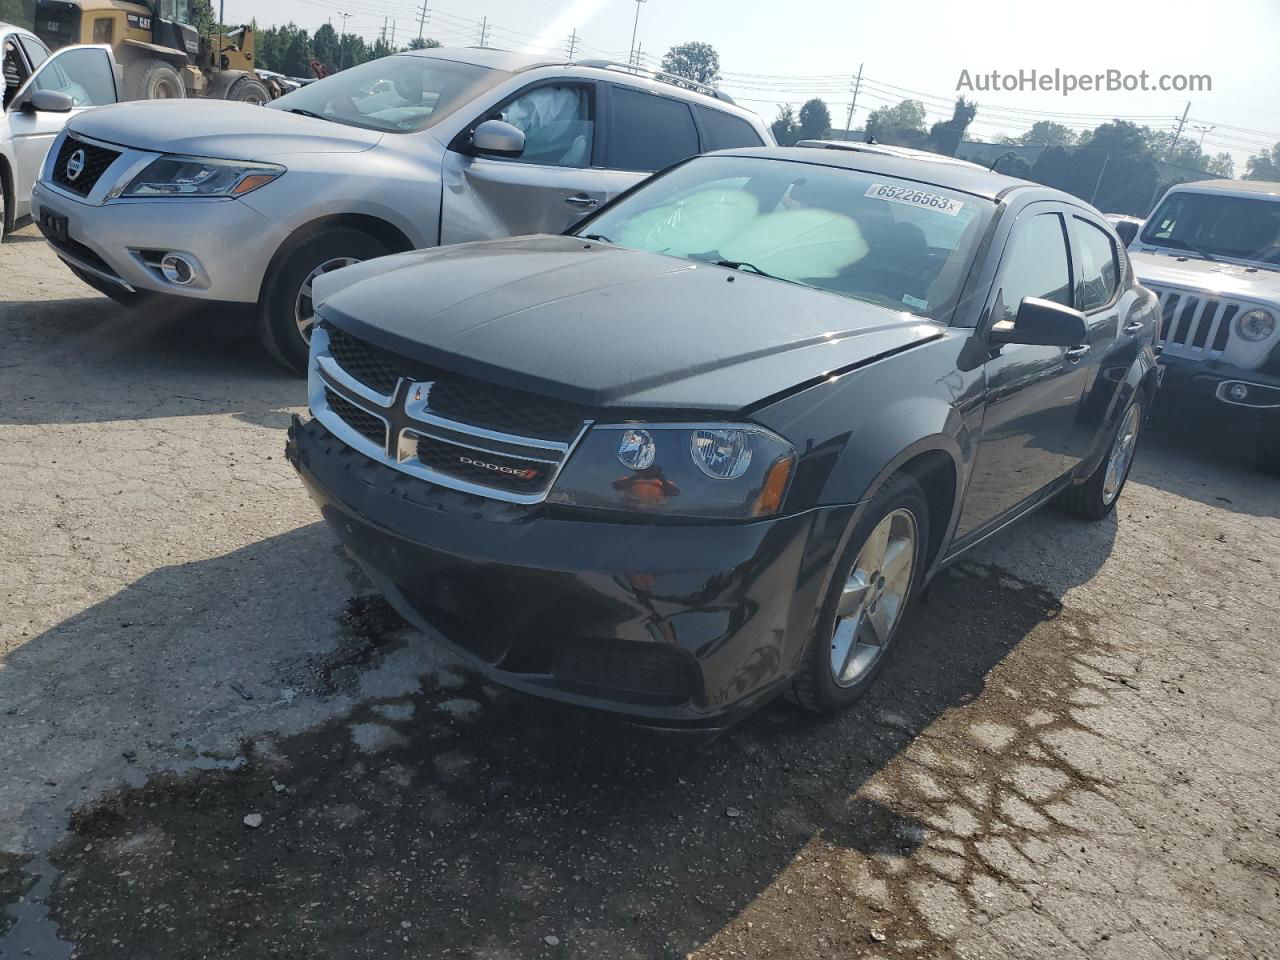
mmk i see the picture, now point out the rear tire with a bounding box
[226,76,271,104]
[256,227,389,374]
[1059,394,1146,520]
[125,59,186,101]
[791,472,930,714]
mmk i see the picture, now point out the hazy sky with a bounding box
[223,0,1280,171]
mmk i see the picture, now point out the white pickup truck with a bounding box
[1125,179,1280,473]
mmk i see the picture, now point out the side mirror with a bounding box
[990,297,1088,347]
[471,119,525,158]
[1113,220,1139,246]
[26,89,75,113]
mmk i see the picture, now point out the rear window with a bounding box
[607,86,700,172]
[695,106,765,151]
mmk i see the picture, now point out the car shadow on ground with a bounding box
[0,507,1121,958]
[0,296,301,428]
[1134,399,1276,518]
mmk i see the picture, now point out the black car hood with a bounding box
[314,235,944,412]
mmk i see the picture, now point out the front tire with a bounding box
[125,59,186,101]
[226,77,271,104]
[1059,394,1145,520]
[791,472,930,714]
[256,227,389,373]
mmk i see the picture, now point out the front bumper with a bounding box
[287,416,857,729]
[32,180,287,305]
[1158,352,1280,412]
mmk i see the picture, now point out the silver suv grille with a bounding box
[309,323,591,504]
[1146,284,1239,358]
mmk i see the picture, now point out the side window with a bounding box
[2,38,32,108]
[492,84,594,168]
[996,212,1072,323]
[607,86,700,172]
[17,36,50,71]
[694,106,765,151]
[1073,217,1120,312]
[32,47,117,107]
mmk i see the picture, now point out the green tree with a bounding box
[311,22,340,74]
[279,27,313,77]
[0,0,34,30]
[1012,120,1079,148]
[660,41,720,86]
[927,97,977,156]
[1245,143,1280,181]
[770,104,798,146]
[865,99,927,147]
[1206,152,1235,178]
[407,36,441,50]
[797,98,831,141]
[367,38,395,62]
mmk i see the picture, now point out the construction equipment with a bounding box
[33,0,287,102]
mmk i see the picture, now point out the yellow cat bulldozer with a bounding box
[33,0,287,102]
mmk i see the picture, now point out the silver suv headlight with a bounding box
[121,155,284,197]
[548,423,796,520]
[1237,308,1277,342]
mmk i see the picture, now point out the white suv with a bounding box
[31,48,772,370]
[1128,179,1280,472]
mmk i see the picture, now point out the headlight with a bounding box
[1238,308,1277,342]
[121,155,284,197]
[548,423,796,520]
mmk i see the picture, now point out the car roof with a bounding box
[795,139,986,170]
[405,46,750,113]
[710,146,1036,201]
[1167,178,1280,198]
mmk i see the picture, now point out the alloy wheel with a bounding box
[1102,403,1142,504]
[829,508,918,688]
[295,257,360,343]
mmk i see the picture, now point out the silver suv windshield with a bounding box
[269,55,509,134]
[575,155,993,321]
[1140,190,1280,266]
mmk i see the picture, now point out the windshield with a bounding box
[1140,190,1280,265]
[269,55,508,134]
[575,155,993,320]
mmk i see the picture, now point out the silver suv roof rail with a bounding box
[574,59,736,105]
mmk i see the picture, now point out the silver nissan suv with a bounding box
[31,47,772,370]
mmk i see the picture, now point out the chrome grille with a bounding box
[1147,285,1237,358]
[51,136,120,197]
[308,323,590,504]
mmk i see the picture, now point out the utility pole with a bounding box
[1192,123,1215,149]
[337,11,351,34]
[629,0,647,66]
[1090,152,1111,205]
[478,16,488,47]
[567,29,577,60]
[843,63,863,140]
[380,17,387,45]
[1167,101,1190,160]
[415,2,429,44]
[391,20,396,46]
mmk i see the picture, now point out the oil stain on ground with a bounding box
[37,564,1116,959]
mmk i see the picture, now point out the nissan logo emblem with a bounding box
[65,148,86,181]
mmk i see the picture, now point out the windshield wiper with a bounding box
[581,233,612,244]
[1160,237,1218,262]
[285,108,327,120]
[714,259,782,280]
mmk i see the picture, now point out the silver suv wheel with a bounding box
[1103,402,1141,505]
[295,257,360,342]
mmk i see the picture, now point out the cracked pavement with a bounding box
[1,228,1278,959]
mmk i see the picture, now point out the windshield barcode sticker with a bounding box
[865,183,965,216]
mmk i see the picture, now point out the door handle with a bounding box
[1123,320,1145,334]
[1065,345,1091,362]
[564,193,599,208]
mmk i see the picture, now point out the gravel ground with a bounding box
[1,228,1277,959]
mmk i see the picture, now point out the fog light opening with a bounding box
[160,253,195,285]
[1229,383,1249,402]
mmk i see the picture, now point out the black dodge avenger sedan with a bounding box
[287,147,1158,731]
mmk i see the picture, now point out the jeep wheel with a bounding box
[1059,394,1145,520]
[256,227,389,373]
[790,472,929,714]
[125,59,186,101]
